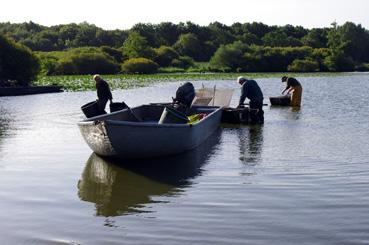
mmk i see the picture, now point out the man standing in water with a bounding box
[237,76,264,124]
[94,74,113,114]
[281,76,302,107]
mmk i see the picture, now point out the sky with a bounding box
[1,0,368,30]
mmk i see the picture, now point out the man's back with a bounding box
[242,80,263,102]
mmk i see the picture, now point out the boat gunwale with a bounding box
[104,106,222,128]
[77,105,222,128]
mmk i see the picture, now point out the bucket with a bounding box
[269,95,291,106]
[81,101,101,118]
[158,106,189,124]
[221,108,249,124]
[110,101,128,113]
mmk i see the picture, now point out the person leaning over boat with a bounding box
[281,76,302,107]
[93,74,113,114]
[237,76,264,124]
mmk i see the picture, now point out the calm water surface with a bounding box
[0,74,369,244]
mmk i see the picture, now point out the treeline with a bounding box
[1,21,369,85]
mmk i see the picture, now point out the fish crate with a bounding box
[221,107,249,124]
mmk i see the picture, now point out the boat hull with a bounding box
[78,105,222,158]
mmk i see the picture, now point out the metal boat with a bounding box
[78,104,222,159]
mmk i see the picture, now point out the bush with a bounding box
[355,63,369,71]
[158,67,186,73]
[170,56,194,69]
[241,45,315,72]
[36,52,58,75]
[324,52,355,71]
[54,52,120,75]
[0,35,40,86]
[287,59,320,72]
[100,46,124,62]
[121,57,159,74]
[154,46,179,67]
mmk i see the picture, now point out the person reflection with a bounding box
[77,130,221,217]
[238,125,264,164]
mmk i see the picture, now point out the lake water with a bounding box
[0,74,369,244]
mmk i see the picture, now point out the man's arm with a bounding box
[281,88,287,94]
[238,86,247,106]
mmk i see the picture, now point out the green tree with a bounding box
[262,30,302,47]
[301,28,328,48]
[0,35,40,86]
[209,41,249,71]
[122,32,155,59]
[173,33,202,61]
[324,22,354,71]
[339,22,369,62]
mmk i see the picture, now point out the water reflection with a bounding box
[0,105,11,155]
[238,125,264,164]
[77,130,221,217]
[270,106,302,120]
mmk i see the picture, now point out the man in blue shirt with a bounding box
[237,76,264,124]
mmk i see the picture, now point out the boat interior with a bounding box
[84,104,219,123]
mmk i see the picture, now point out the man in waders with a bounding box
[237,76,264,124]
[94,74,113,114]
[281,76,302,107]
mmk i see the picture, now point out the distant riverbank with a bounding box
[33,72,354,92]
[0,85,62,97]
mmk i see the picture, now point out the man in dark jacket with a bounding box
[94,74,113,114]
[237,76,264,124]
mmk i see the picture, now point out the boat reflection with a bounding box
[77,130,221,217]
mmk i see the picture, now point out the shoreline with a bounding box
[0,85,63,97]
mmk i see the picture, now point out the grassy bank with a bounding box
[33,72,350,92]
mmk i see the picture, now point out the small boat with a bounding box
[78,104,222,159]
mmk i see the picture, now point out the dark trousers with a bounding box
[97,99,108,114]
[249,100,264,124]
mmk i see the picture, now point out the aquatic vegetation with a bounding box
[33,72,349,92]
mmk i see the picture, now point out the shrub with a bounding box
[121,57,159,74]
[54,52,119,75]
[36,53,59,75]
[287,59,320,72]
[241,45,315,72]
[170,56,194,69]
[158,67,186,73]
[100,46,124,62]
[154,46,179,67]
[0,35,40,86]
[355,63,369,71]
